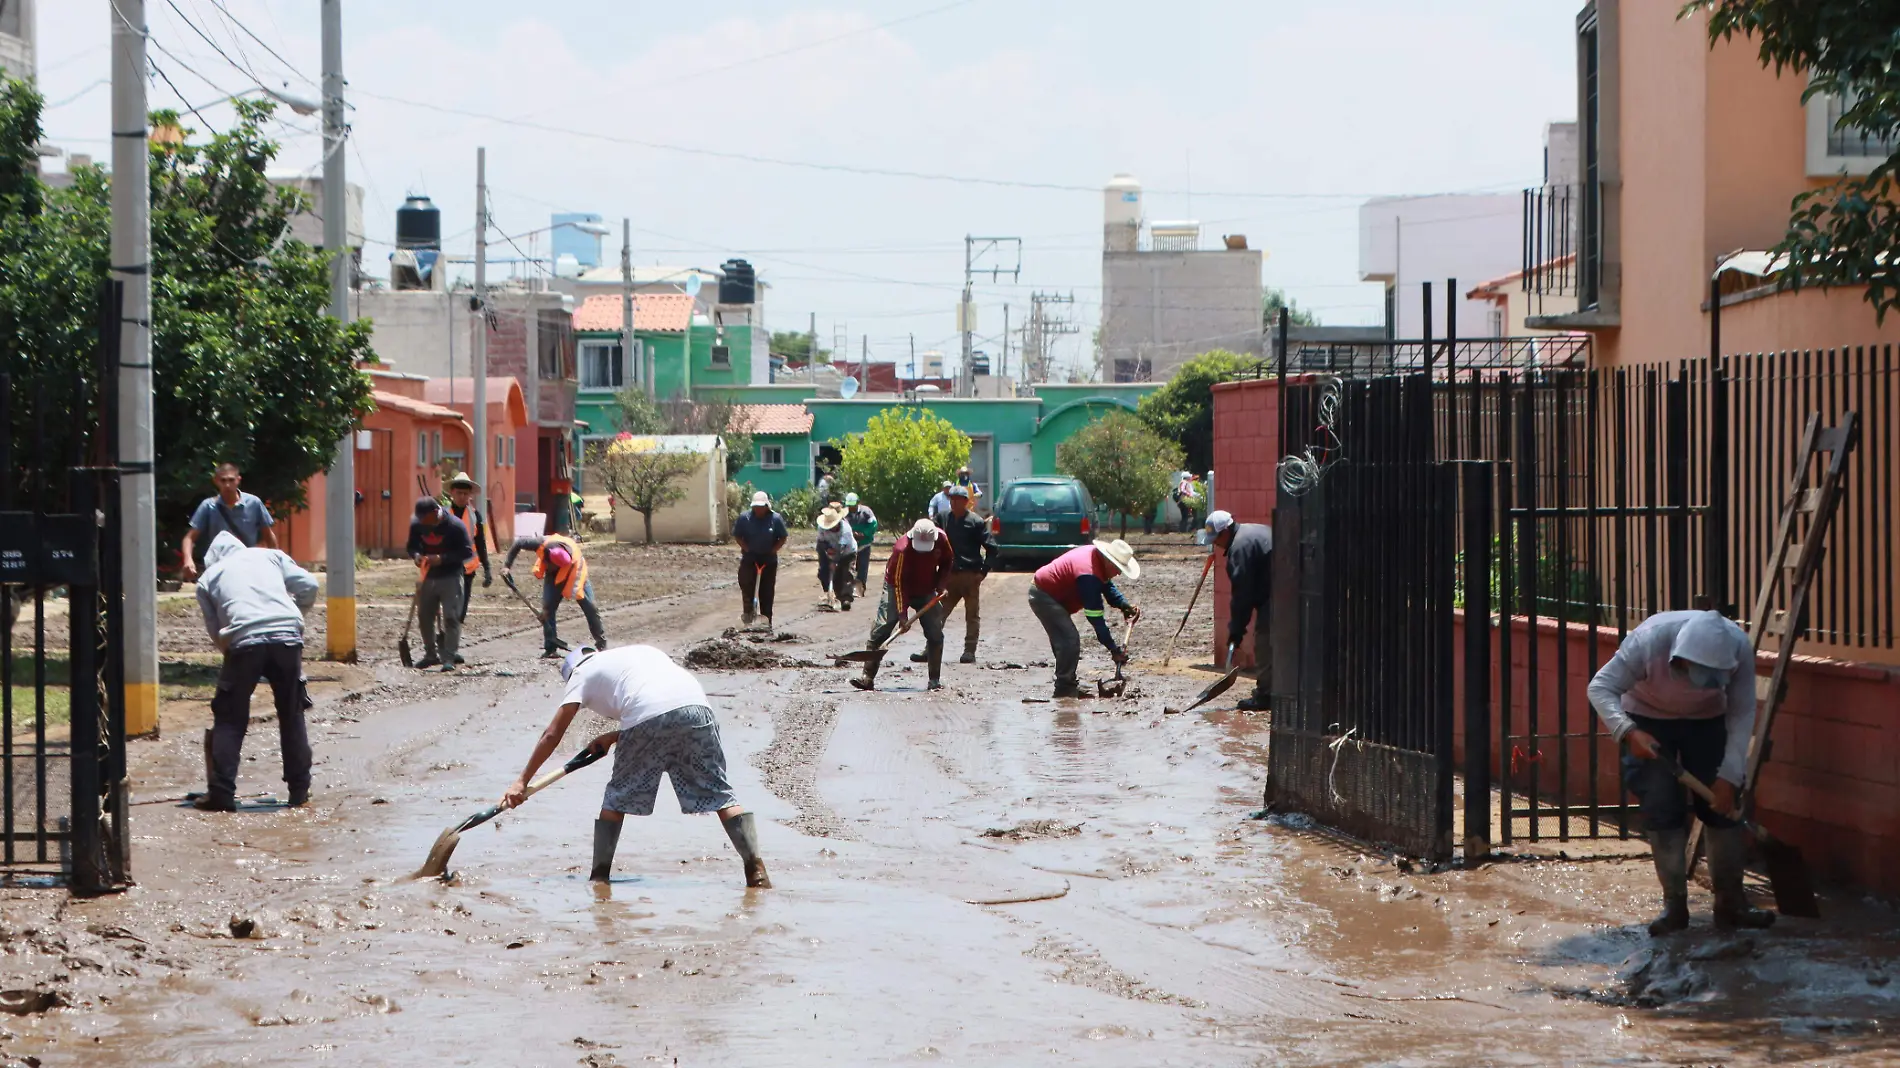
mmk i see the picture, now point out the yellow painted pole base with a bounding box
[326,596,358,664]
[124,681,159,737]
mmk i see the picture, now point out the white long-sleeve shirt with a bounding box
[1586,610,1756,785]
[816,523,858,557]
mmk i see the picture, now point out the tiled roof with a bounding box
[730,403,813,436]
[373,390,465,422]
[572,292,695,334]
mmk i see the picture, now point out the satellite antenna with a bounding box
[683,273,703,298]
[839,376,859,399]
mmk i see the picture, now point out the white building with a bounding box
[1358,192,1525,340]
[0,0,34,81]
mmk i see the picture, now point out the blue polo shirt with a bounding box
[732,510,787,556]
[189,491,274,548]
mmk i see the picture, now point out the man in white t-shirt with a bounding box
[499,645,771,888]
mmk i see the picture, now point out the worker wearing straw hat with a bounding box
[1027,539,1142,699]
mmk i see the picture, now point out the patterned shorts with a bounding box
[602,705,738,816]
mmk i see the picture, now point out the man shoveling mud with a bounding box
[1027,540,1141,699]
[191,532,317,811]
[503,531,608,657]
[1206,510,1272,711]
[814,505,858,611]
[500,646,770,888]
[1587,609,1774,935]
[851,519,950,692]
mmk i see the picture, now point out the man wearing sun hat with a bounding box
[500,644,770,888]
[1205,509,1274,711]
[1028,538,1142,699]
[814,505,859,611]
[732,490,789,629]
[851,518,951,692]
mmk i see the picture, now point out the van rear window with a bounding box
[1003,485,1077,513]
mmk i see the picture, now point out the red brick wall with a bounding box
[1209,379,1283,665]
[1453,611,1900,894]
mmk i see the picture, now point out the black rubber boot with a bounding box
[1647,828,1691,936]
[851,660,878,691]
[721,812,771,888]
[193,793,236,813]
[959,646,977,664]
[287,784,310,807]
[1052,680,1084,699]
[909,652,928,663]
[926,641,944,686]
[590,818,622,882]
[1709,825,1777,930]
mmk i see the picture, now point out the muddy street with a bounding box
[4,541,1900,1066]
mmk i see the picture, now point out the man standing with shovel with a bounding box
[733,491,788,629]
[1205,510,1273,711]
[406,497,474,672]
[503,532,608,657]
[446,473,494,626]
[1587,609,1774,935]
[500,645,770,888]
[931,485,995,664]
[1027,540,1141,699]
[850,519,951,692]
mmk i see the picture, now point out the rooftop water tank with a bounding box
[396,195,440,250]
[1104,174,1141,252]
[718,258,756,304]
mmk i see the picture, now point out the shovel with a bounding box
[1098,617,1135,697]
[1164,666,1243,715]
[834,592,946,665]
[1162,554,1216,668]
[1676,767,1820,919]
[409,745,608,881]
[501,572,568,652]
[397,578,421,668]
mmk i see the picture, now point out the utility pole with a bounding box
[320,0,355,663]
[1001,304,1010,390]
[1028,291,1077,384]
[909,334,916,380]
[860,334,867,395]
[620,218,634,394]
[110,0,157,734]
[807,312,817,384]
[472,148,488,522]
[960,235,1021,397]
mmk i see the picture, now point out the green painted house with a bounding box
[571,293,763,450]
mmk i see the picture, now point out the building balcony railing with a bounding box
[1522,184,1580,299]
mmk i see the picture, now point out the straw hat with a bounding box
[1092,538,1140,580]
[816,507,844,531]
[449,471,478,489]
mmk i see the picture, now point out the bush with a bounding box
[1057,411,1183,538]
[833,409,971,528]
[775,484,820,529]
[1135,349,1254,475]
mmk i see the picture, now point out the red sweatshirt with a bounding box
[883,534,952,603]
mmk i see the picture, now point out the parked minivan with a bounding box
[989,477,1096,568]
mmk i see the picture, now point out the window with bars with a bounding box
[1809,88,1900,176]
[579,341,623,390]
[760,444,785,470]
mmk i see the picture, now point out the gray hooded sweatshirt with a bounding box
[195,531,319,651]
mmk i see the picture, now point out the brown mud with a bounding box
[3,537,1900,1065]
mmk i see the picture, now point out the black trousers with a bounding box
[1621,714,1739,832]
[739,552,778,618]
[459,570,477,623]
[207,641,312,802]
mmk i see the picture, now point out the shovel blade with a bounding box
[1759,831,1820,918]
[409,825,462,881]
[833,649,885,665]
[398,635,413,669]
[1179,666,1242,714]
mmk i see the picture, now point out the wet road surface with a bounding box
[5,557,1900,1066]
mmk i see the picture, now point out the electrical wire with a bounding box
[206,0,311,85]
[163,0,273,92]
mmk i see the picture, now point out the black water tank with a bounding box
[396,195,441,250]
[718,258,755,304]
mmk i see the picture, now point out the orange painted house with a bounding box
[423,375,531,548]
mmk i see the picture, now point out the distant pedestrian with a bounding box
[446,473,494,633]
[852,519,950,692]
[733,491,788,629]
[192,532,318,811]
[500,646,771,888]
[503,532,607,656]
[845,493,878,589]
[815,468,833,504]
[406,496,473,671]
[928,480,954,528]
[1175,475,1203,533]
[181,462,278,580]
[814,505,859,611]
[1205,510,1272,710]
[927,485,996,664]
[1028,540,1141,698]
[955,465,984,508]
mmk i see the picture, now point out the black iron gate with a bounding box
[1266,376,1459,860]
[0,284,131,893]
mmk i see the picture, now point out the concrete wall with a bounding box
[1208,378,1285,668]
[358,289,575,431]
[1359,193,1523,340]
[1100,249,1263,380]
[609,445,727,544]
[0,0,33,79]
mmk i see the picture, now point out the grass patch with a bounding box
[5,686,71,728]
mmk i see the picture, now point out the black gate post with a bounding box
[66,465,105,895]
[1462,461,1494,861]
[1705,360,1729,614]
[1666,375,1691,609]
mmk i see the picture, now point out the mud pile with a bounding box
[683,639,814,670]
[981,819,1083,841]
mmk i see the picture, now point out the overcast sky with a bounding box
[36,1,1580,378]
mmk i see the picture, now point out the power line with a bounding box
[206,0,311,85]
[162,0,272,93]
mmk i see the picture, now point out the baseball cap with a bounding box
[947,484,969,499]
[908,518,939,549]
[844,492,859,506]
[560,645,596,682]
[1204,510,1235,536]
[415,496,441,517]
[750,491,771,507]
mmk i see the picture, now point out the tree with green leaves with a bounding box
[589,437,702,545]
[1262,286,1320,329]
[770,330,830,365]
[1134,348,1253,474]
[0,81,373,569]
[1057,411,1182,538]
[609,389,753,480]
[833,408,971,527]
[1685,2,1900,316]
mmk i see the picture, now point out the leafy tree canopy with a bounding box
[609,389,752,479]
[1685,1,1900,316]
[0,80,374,568]
[1056,411,1183,537]
[1263,286,1320,329]
[589,437,701,545]
[832,408,970,528]
[770,330,831,365]
[1134,348,1253,474]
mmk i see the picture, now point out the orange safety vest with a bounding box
[451,505,485,575]
[533,534,589,601]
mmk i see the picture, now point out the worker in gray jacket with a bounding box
[1205,510,1272,711]
[193,531,319,811]
[1588,609,1773,935]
